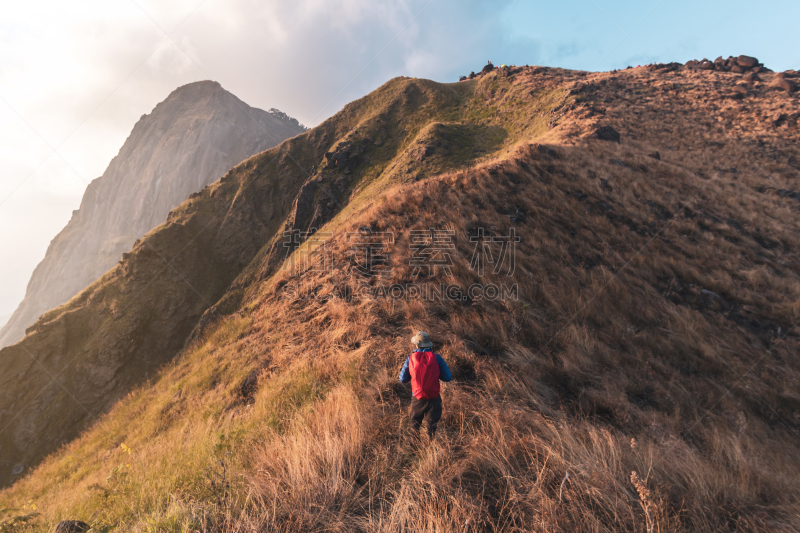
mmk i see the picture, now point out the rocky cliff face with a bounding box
[0,80,305,350]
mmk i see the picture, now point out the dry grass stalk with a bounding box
[631,470,656,533]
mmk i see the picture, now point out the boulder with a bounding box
[774,78,796,93]
[648,151,661,160]
[731,64,745,73]
[592,126,621,143]
[324,144,355,169]
[737,55,758,68]
[743,72,760,82]
[697,60,714,70]
[481,62,494,74]
[684,60,698,69]
[55,521,90,533]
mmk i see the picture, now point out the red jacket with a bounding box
[399,349,453,399]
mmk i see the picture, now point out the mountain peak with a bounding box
[0,83,305,353]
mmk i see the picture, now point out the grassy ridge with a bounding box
[2,66,799,531]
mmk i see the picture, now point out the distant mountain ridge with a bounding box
[0,80,305,349]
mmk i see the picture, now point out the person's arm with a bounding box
[436,353,453,382]
[398,356,411,383]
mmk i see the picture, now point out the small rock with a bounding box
[592,126,621,143]
[55,521,90,533]
[736,55,758,68]
[510,209,526,223]
[648,151,661,160]
[771,113,787,127]
[239,370,259,401]
[701,289,721,299]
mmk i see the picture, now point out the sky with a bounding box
[0,0,798,318]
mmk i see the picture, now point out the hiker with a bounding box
[398,331,452,440]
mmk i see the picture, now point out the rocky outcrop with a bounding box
[646,62,682,73]
[54,521,90,533]
[459,62,495,81]
[684,54,770,74]
[592,126,621,143]
[0,81,305,350]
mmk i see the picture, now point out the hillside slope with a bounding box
[0,73,569,489]
[1,64,799,532]
[0,80,305,350]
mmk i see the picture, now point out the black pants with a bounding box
[410,395,442,439]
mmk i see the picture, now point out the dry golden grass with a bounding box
[2,65,799,532]
[235,141,797,532]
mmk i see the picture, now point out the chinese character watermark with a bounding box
[345,227,395,277]
[409,228,455,277]
[281,229,333,275]
[279,227,521,302]
[469,228,520,276]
